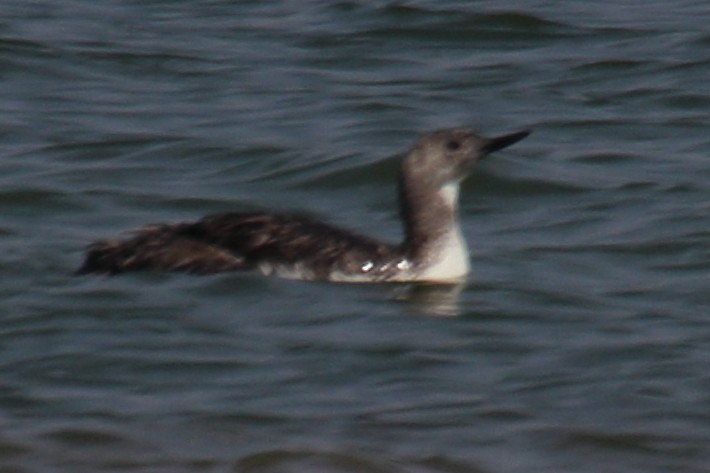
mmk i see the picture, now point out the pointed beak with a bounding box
[480,130,531,157]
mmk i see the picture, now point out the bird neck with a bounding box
[398,172,466,267]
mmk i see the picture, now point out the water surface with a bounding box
[1,1,708,472]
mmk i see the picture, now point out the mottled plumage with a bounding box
[77,128,530,282]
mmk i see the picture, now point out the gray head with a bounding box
[402,128,531,190]
[397,127,530,268]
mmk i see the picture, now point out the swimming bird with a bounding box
[76,128,530,282]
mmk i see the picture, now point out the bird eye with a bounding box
[446,140,461,151]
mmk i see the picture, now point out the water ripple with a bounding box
[1,1,708,472]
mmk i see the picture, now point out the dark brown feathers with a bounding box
[75,223,247,275]
[77,212,401,278]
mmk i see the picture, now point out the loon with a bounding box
[77,128,530,282]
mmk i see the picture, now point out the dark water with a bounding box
[1,1,708,472]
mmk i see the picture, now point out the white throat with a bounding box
[414,181,470,281]
[439,180,460,208]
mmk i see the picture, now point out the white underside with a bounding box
[410,225,470,282]
[256,181,470,283]
[258,226,470,283]
[393,181,470,282]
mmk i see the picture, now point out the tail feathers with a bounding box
[76,225,247,275]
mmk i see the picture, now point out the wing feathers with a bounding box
[77,212,400,277]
